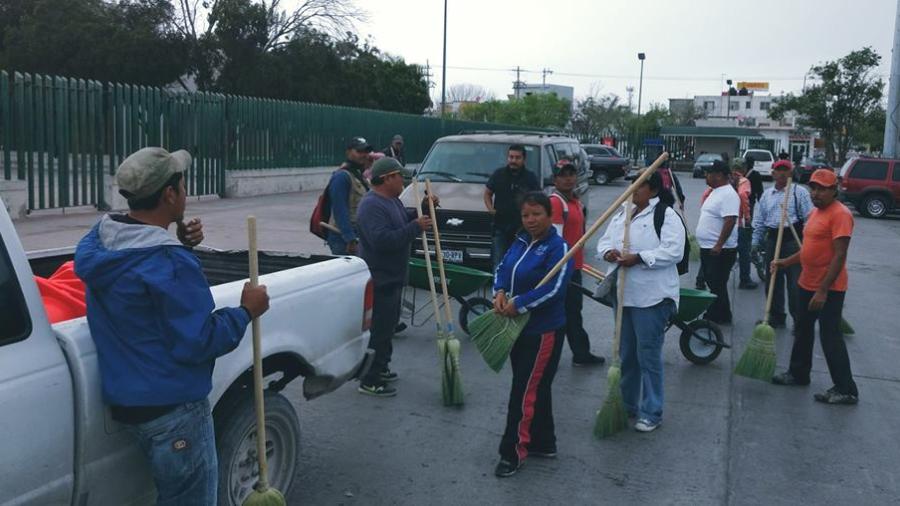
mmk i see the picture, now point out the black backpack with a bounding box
[652,204,690,276]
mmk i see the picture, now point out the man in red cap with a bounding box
[771,169,858,405]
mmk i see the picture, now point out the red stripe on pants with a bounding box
[515,330,556,461]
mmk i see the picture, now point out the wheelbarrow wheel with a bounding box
[459,297,493,336]
[679,320,724,365]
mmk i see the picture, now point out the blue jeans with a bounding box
[619,300,676,424]
[126,400,218,506]
[327,231,350,255]
[491,229,515,269]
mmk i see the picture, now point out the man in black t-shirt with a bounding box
[483,144,540,268]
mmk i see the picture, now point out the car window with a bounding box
[417,142,540,183]
[0,239,31,346]
[606,147,620,157]
[850,160,889,181]
[893,163,900,182]
[697,153,721,162]
[583,146,601,155]
[541,145,554,182]
[553,142,576,161]
[748,151,773,162]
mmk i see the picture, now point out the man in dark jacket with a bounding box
[484,144,540,268]
[356,157,434,396]
[75,147,270,505]
[327,137,372,255]
[381,134,406,167]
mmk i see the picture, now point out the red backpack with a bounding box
[309,166,369,240]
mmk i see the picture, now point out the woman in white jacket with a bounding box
[595,171,686,433]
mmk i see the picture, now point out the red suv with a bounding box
[838,157,900,218]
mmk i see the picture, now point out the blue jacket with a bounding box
[493,228,573,335]
[75,215,251,407]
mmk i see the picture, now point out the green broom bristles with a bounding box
[593,364,629,439]
[437,338,450,403]
[734,323,777,381]
[468,311,530,372]
[444,338,464,406]
[688,234,700,261]
[840,317,855,336]
[243,485,286,506]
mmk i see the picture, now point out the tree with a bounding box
[446,83,494,103]
[855,104,886,153]
[769,47,884,164]
[570,94,630,142]
[459,93,571,129]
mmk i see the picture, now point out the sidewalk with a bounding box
[12,191,331,254]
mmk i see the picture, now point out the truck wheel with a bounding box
[459,297,492,335]
[593,170,610,185]
[861,194,889,218]
[679,320,724,365]
[215,391,300,506]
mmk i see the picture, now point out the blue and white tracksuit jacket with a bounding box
[493,228,574,336]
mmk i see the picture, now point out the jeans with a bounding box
[564,270,592,359]
[700,248,737,323]
[499,329,565,463]
[737,226,753,283]
[491,228,515,270]
[327,230,350,255]
[619,300,676,424]
[362,283,403,384]
[126,399,218,506]
[763,231,801,324]
[789,289,858,396]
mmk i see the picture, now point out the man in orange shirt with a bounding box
[771,169,858,405]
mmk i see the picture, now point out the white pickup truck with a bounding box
[0,198,373,506]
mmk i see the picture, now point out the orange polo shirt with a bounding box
[798,201,853,292]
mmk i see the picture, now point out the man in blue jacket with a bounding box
[75,147,270,505]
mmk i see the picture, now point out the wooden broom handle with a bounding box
[247,216,270,491]
[612,202,633,362]
[425,179,456,331]
[536,152,669,287]
[764,179,793,324]
[412,179,443,330]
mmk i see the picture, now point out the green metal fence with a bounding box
[0,69,535,211]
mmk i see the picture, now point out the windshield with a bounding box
[839,158,855,177]
[417,142,540,183]
[697,153,722,162]
[747,151,773,161]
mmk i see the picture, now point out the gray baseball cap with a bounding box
[116,147,192,199]
[371,157,403,180]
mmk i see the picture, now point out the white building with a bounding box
[513,83,575,106]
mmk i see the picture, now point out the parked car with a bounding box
[838,157,900,218]
[692,153,724,178]
[794,157,832,183]
[581,144,632,185]
[742,148,775,178]
[400,131,591,272]
[0,198,374,506]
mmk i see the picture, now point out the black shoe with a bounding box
[379,368,399,383]
[739,281,758,289]
[494,459,523,477]
[771,372,810,386]
[394,322,407,334]
[814,387,858,405]
[358,381,397,397]
[529,446,558,459]
[695,280,707,290]
[573,353,606,367]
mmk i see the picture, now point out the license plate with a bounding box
[442,249,463,263]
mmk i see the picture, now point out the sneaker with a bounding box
[771,372,810,386]
[814,388,858,405]
[494,459,523,477]
[529,446,557,459]
[358,381,397,397]
[573,353,606,367]
[394,322,407,334]
[634,419,660,433]
[739,281,758,290]
[379,368,399,383]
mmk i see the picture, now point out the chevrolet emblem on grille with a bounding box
[446,218,464,226]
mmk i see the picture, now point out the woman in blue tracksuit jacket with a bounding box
[491,191,574,477]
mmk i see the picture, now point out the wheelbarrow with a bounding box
[403,258,494,335]
[578,265,730,365]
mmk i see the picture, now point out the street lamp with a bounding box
[726,79,733,120]
[441,0,447,117]
[637,52,646,116]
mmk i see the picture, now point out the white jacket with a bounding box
[595,198,685,308]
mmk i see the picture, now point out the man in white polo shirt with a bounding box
[696,160,739,324]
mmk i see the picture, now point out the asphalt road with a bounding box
[12,176,900,505]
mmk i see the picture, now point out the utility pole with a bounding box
[441,0,448,117]
[541,68,553,90]
[513,66,523,99]
[884,0,900,157]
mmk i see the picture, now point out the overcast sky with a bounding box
[348,0,896,108]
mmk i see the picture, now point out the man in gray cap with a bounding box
[74,147,270,504]
[382,134,406,167]
[355,157,434,396]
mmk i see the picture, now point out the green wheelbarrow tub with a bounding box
[677,288,717,322]
[407,258,493,298]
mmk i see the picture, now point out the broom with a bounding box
[412,180,454,404]
[425,179,464,406]
[594,201,633,439]
[786,222,855,335]
[244,216,286,506]
[734,179,793,381]
[469,152,670,372]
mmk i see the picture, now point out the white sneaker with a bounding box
[634,419,660,433]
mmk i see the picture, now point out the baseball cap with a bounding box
[772,159,793,171]
[730,158,745,171]
[392,134,404,143]
[809,169,838,188]
[347,137,373,152]
[116,147,191,199]
[371,157,403,180]
[552,158,577,176]
[704,160,731,175]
